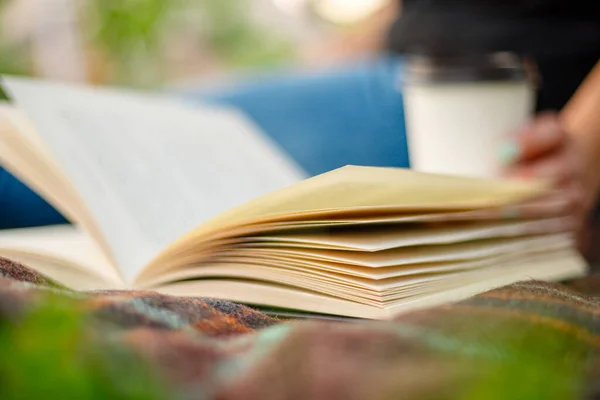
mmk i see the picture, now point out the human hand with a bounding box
[499,112,592,234]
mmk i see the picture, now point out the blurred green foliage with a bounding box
[201,0,294,69]
[0,0,294,86]
[84,0,172,85]
[87,0,169,57]
[0,0,31,76]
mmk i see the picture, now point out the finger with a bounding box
[541,182,585,217]
[497,194,569,221]
[560,182,586,231]
[504,148,577,186]
[499,113,566,164]
[500,182,584,221]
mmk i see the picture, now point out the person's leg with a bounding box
[0,169,67,229]
[179,55,409,176]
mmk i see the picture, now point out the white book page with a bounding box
[3,77,306,281]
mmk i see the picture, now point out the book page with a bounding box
[247,217,571,251]
[169,164,550,251]
[0,225,122,289]
[0,105,116,266]
[143,165,552,275]
[153,249,587,319]
[211,234,571,267]
[2,77,306,281]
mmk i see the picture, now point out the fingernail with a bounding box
[498,141,520,164]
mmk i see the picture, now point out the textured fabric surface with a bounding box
[0,256,599,399]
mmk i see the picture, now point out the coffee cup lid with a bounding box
[403,51,534,84]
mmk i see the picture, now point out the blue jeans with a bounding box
[0,56,408,229]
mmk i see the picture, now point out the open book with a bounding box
[0,76,587,319]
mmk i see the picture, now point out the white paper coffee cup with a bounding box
[402,52,536,178]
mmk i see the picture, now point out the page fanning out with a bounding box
[3,77,306,281]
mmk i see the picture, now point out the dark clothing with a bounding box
[387,0,600,111]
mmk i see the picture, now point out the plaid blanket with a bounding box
[0,256,599,400]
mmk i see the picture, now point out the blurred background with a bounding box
[0,0,396,87]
